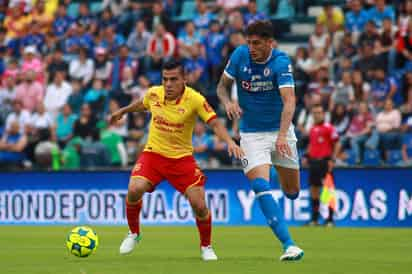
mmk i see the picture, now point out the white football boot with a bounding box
[119,232,141,255]
[279,245,304,261]
[201,246,218,261]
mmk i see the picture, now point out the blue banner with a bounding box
[0,169,411,227]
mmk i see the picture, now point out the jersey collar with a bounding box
[163,86,186,105]
[254,49,273,65]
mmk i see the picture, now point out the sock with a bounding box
[126,198,142,234]
[251,178,294,250]
[311,199,320,222]
[196,212,212,247]
[270,166,299,200]
[327,207,334,222]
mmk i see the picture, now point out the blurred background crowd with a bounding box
[0,0,411,170]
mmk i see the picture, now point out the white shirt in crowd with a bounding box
[69,58,95,85]
[44,81,73,119]
[30,112,54,129]
[5,110,32,134]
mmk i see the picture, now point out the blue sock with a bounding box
[270,166,299,200]
[251,178,294,250]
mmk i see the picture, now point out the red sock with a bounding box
[196,213,212,247]
[126,198,142,234]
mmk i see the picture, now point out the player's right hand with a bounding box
[227,140,244,160]
[224,101,242,120]
[109,110,124,125]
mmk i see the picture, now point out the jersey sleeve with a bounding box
[223,46,242,80]
[276,54,295,89]
[195,93,217,124]
[142,87,155,111]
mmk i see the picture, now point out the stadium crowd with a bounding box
[0,0,411,169]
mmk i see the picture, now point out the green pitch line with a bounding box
[0,226,410,274]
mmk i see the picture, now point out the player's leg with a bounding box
[185,186,217,261]
[274,166,300,200]
[120,176,152,255]
[307,159,327,225]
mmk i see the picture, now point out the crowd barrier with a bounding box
[0,168,411,227]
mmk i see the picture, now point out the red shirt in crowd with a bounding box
[308,122,339,159]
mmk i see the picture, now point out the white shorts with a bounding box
[240,126,300,174]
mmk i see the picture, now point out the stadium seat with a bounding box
[173,1,196,22]
[387,150,403,166]
[90,2,102,14]
[271,0,295,20]
[67,3,80,18]
[363,150,381,166]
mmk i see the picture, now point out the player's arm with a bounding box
[276,86,296,157]
[208,118,244,159]
[109,99,146,125]
[217,73,242,120]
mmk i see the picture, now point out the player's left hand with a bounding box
[275,135,292,158]
[227,141,244,159]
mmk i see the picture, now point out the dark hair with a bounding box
[312,103,323,111]
[246,20,273,39]
[162,59,184,74]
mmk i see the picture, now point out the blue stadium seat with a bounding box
[363,149,381,166]
[90,2,102,14]
[345,149,357,166]
[387,150,402,166]
[271,0,295,19]
[173,1,196,22]
[67,3,80,18]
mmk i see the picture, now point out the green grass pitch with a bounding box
[0,226,410,274]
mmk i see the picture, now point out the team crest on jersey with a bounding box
[264,67,271,77]
[241,80,251,90]
[203,101,213,113]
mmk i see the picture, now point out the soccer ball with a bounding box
[66,226,99,257]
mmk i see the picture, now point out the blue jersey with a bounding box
[224,45,294,133]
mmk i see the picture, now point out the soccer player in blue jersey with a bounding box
[217,20,304,261]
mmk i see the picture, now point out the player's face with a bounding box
[246,35,273,63]
[162,67,186,100]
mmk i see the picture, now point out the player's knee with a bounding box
[190,199,208,218]
[128,179,149,199]
[284,191,299,200]
[282,184,300,199]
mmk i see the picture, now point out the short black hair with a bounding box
[162,59,184,74]
[246,20,274,39]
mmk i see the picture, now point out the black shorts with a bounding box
[308,158,329,186]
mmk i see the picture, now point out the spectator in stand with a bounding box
[127,20,152,61]
[3,4,30,42]
[0,120,27,167]
[146,23,176,70]
[354,43,378,82]
[330,71,355,111]
[101,25,125,56]
[47,47,68,82]
[302,48,330,77]
[243,0,267,25]
[106,99,128,138]
[203,20,226,85]
[343,101,375,164]
[396,20,412,69]
[194,0,216,36]
[336,32,357,59]
[62,23,81,61]
[317,3,344,33]
[53,4,73,39]
[67,79,84,116]
[226,10,245,36]
[30,102,54,135]
[21,46,45,85]
[15,70,44,112]
[111,44,138,91]
[44,71,72,119]
[94,47,112,85]
[345,0,369,36]
[376,17,397,73]
[75,23,95,54]
[358,20,380,49]
[84,79,107,116]
[192,120,212,168]
[375,99,402,159]
[80,129,111,168]
[126,111,148,158]
[73,103,98,140]
[146,1,172,33]
[20,21,45,53]
[368,0,395,29]
[309,23,331,53]
[76,3,96,32]
[30,0,53,34]
[330,104,351,137]
[178,21,202,59]
[216,0,248,14]
[99,120,128,167]
[308,67,335,108]
[400,87,412,129]
[184,43,209,94]
[0,76,16,126]
[69,47,94,89]
[55,104,77,147]
[352,69,371,102]
[98,8,118,31]
[5,99,32,134]
[370,67,397,109]
[117,66,140,106]
[398,0,412,37]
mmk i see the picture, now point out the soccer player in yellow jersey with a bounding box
[109,60,243,261]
